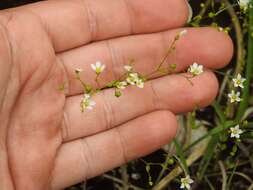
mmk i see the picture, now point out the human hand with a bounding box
[0,0,233,189]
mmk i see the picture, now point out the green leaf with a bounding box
[197,134,219,180]
[173,139,189,174]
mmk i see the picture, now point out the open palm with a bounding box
[0,0,233,190]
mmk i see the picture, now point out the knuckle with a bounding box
[101,90,115,130]
[105,40,123,79]
[115,127,128,163]
[83,0,98,41]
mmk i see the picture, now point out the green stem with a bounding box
[145,35,179,78]
[223,0,244,75]
[95,74,101,89]
[223,0,245,118]
[173,139,189,175]
[212,101,226,124]
[236,3,253,121]
[76,77,90,93]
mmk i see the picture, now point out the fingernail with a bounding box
[186,0,193,23]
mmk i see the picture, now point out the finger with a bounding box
[61,71,218,142]
[4,0,189,52]
[52,110,178,190]
[59,27,233,96]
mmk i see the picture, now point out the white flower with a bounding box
[228,90,242,103]
[232,74,246,88]
[188,63,204,76]
[126,73,139,85]
[238,0,250,8]
[116,81,128,89]
[180,176,194,190]
[131,173,140,180]
[91,61,106,74]
[81,94,96,111]
[179,29,187,37]
[136,79,144,88]
[126,73,145,88]
[75,68,83,74]
[124,65,133,72]
[218,27,224,32]
[230,125,243,139]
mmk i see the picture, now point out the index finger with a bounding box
[1,0,189,52]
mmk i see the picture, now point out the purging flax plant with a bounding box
[67,0,253,189]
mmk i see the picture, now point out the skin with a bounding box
[0,0,233,189]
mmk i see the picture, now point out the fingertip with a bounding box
[199,27,234,68]
[192,70,219,108]
[155,110,178,141]
[124,111,178,160]
[170,27,234,70]
[169,0,190,27]
[129,0,189,33]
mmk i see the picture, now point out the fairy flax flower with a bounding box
[180,175,194,189]
[81,94,96,111]
[91,61,106,74]
[188,63,204,76]
[230,125,243,139]
[228,90,242,103]
[232,74,246,88]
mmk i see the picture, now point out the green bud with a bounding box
[106,80,118,88]
[232,144,238,153]
[146,165,150,172]
[208,12,216,18]
[168,158,175,165]
[170,64,177,70]
[115,90,122,97]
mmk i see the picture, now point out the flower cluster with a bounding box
[125,66,145,89]
[80,94,96,112]
[228,74,246,103]
[112,65,145,97]
[77,61,106,112]
[76,60,148,111]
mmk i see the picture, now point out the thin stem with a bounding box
[95,74,101,89]
[76,76,92,94]
[206,171,253,184]
[227,161,238,190]
[214,70,233,78]
[103,174,144,190]
[190,0,211,26]
[212,101,226,124]
[120,165,129,190]
[145,35,180,78]
[223,0,245,118]
[218,161,227,190]
[236,3,253,121]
